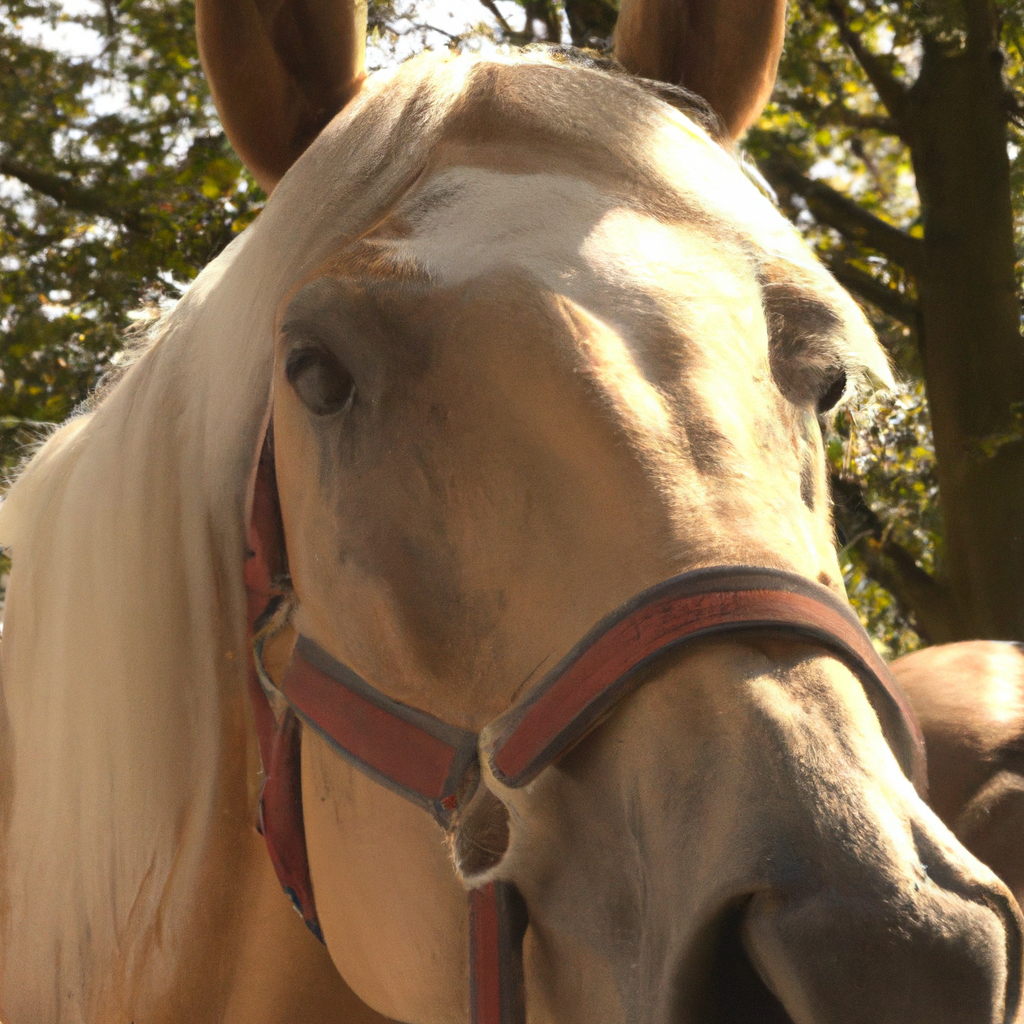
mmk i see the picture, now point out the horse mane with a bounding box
[0,49,479,1017]
[0,254,271,1011]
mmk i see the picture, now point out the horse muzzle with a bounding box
[737,865,1022,1024]
[492,639,1024,1024]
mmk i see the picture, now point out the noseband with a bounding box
[245,445,926,1024]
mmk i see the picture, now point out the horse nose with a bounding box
[740,824,1024,1024]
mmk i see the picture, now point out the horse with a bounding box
[0,0,1021,1020]
[892,641,1024,911]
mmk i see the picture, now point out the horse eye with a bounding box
[285,347,355,416]
[817,369,847,414]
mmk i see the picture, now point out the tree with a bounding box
[0,0,265,468]
[746,0,1024,648]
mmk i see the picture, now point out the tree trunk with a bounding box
[904,13,1024,640]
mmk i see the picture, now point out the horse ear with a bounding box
[196,0,368,192]
[613,0,787,139]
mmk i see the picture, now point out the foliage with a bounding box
[0,0,263,465]
[830,381,940,656]
[2,0,1021,647]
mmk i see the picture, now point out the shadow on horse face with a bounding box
[260,54,1023,1024]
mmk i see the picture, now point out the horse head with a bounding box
[0,2,1020,1022]
[206,3,1022,1019]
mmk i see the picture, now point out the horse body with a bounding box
[0,9,1022,1024]
[893,641,1024,909]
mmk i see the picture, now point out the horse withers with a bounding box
[0,1,1020,1022]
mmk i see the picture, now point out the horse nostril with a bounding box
[678,903,794,1024]
[451,784,511,878]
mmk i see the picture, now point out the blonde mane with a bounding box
[0,254,268,1013]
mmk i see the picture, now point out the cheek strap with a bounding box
[244,431,325,940]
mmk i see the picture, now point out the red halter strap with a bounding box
[247,562,926,1024]
[282,634,478,825]
[483,566,926,791]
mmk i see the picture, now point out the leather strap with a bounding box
[483,566,927,794]
[281,636,478,826]
[248,568,926,1024]
[251,632,525,1022]
[470,882,528,1024]
[244,433,323,940]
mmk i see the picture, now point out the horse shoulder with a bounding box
[892,640,1024,904]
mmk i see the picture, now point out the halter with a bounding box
[244,431,926,1024]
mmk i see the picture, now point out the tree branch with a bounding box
[823,106,897,134]
[476,0,516,38]
[826,0,908,121]
[761,158,925,274]
[784,92,897,135]
[406,21,463,42]
[825,256,918,328]
[831,472,959,644]
[523,0,561,43]
[1004,87,1024,129]
[0,158,145,233]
